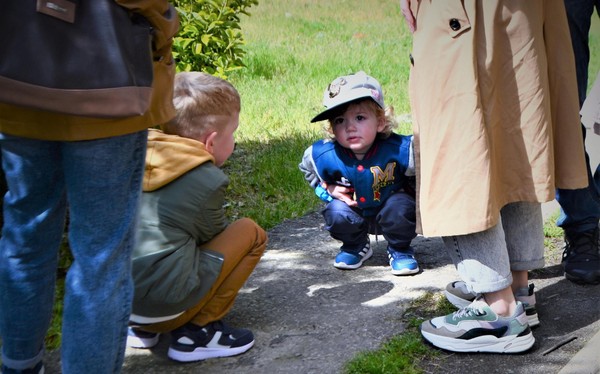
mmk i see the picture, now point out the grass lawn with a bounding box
[225,0,414,229]
[225,1,600,230]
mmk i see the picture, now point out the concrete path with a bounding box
[115,206,598,373]
[42,204,599,373]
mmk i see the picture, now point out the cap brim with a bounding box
[310,108,337,123]
[310,95,374,123]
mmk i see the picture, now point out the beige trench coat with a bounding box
[408,0,589,237]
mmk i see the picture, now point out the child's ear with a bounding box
[377,116,386,132]
[204,131,218,154]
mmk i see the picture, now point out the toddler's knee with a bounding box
[323,200,362,226]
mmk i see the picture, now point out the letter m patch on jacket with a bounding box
[370,162,396,201]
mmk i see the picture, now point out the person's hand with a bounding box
[399,0,416,33]
[326,183,358,207]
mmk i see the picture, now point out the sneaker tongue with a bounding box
[453,300,489,320]
[464,296,491,312]
[471,295,487,305]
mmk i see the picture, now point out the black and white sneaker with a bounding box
[127,326,160,348]
[168,321,255,362]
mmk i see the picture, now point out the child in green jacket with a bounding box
[128,72,267,363]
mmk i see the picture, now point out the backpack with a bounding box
[0,0,154,118]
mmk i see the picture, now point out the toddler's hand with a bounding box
[326,183,358,207]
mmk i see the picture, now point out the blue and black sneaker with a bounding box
[387,247,419,275]
[333,241,372,269]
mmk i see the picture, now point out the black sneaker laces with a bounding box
[562,227,600,262]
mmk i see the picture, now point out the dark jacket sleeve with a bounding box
[114,0,180,55]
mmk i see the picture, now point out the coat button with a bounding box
[359,197,366,203]
[449,18,461,31]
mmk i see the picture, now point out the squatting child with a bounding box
[127,72,267,363]
[299,71,419,275]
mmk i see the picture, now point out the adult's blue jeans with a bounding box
[0,130,147,373]
[555,0,600,235]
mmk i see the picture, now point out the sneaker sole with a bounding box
[391,266,420,276]
[564,271,600,285]
[127,334,160,349]
[333,247,373,270]
[421,328,535,353]
[167,340,255,362]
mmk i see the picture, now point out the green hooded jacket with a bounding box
[131,129,226,318]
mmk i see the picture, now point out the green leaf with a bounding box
[172,0,258,77]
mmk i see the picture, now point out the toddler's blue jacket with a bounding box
[299,133,415,217]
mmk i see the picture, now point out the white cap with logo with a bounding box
[311,71,384,123]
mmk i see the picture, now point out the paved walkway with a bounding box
[118,208,599,374]
[43,204,600,373]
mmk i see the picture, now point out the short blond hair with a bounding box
[162,72,240,140]
[323,99,398,139]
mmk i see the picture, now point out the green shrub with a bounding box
[172,0,259,77]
